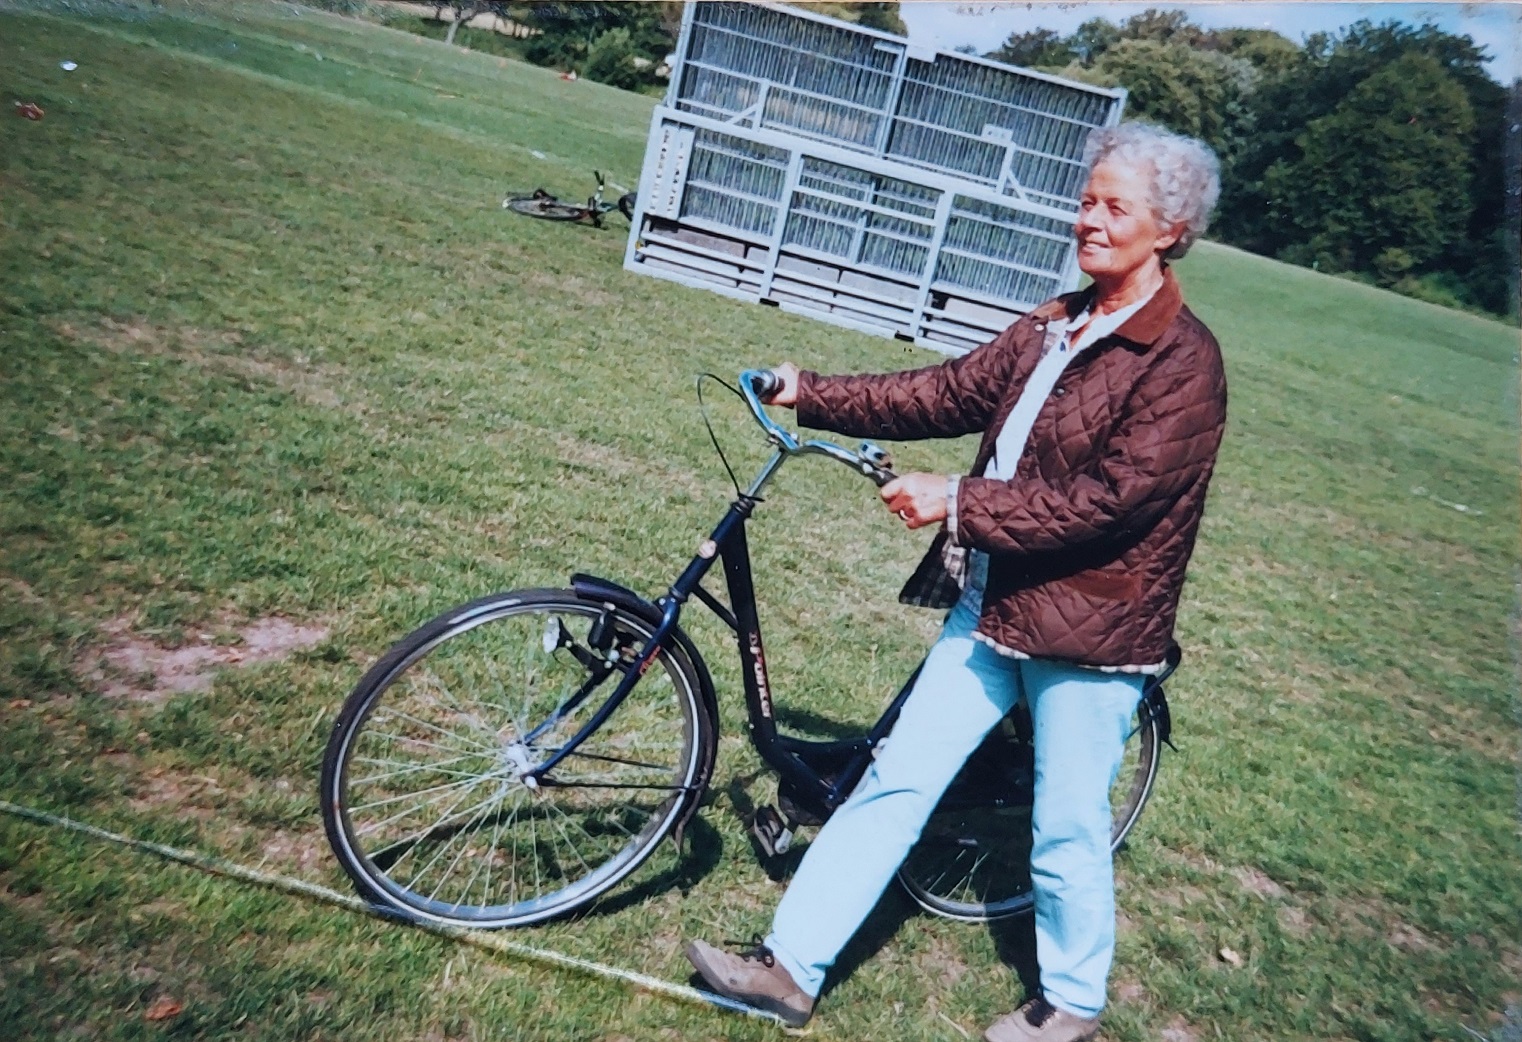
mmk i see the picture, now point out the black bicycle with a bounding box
[503,170,635,228]
[319,371,1176,929]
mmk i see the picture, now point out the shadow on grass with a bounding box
[772,705,875,741]
[724,769,810,882]
[585,814,726,919]
[986,910,1041,998]
[820,885,1040,1003]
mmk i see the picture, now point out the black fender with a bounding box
[1139,643,1182,749]
[570,573,720,843]
[1139,683,1174,749]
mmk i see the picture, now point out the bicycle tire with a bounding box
[320,589,713,928]
[896,700,1161,922]
[506,196,589,222]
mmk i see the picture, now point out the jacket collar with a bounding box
[1030,267,1184,348]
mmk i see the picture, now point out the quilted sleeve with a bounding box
[952,341,1226,556]
[794,318,1025,441]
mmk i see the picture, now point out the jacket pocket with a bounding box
[1066,567,1142,601]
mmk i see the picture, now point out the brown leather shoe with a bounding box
[685,938,815,1027]
[984,997,1101,1042]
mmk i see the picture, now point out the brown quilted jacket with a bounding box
[796,269,1226,670]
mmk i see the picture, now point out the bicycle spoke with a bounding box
[461,791,510,911]
[369,705,499,755]
[354,730,488,761]
[412,669,498,744]
[547,790,638,844]
[350,752,486,787]
[424,791,509,906]
[350,771,491,819]
[539,801,596,877]
[557,748,679,773]
[398,782,505,895]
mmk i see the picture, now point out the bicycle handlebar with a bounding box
[738,369,898,488]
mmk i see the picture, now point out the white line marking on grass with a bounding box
[0,798,785,1027]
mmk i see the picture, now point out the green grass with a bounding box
[1,3,1519,1041]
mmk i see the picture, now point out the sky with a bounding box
[896,1,1522,84]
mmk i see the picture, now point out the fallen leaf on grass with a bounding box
[144,996,183,1021]
[1218,946,1243,967]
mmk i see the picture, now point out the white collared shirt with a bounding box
[984,290,1154,482]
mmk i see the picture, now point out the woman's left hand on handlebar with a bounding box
[764,363,800,407]
[881,473,950,529]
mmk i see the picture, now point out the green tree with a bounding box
[1069,17,1121,66]
[986,28,1075,70]
[582,26,642,90]
[1262,52,1474,276]
[1218,20,1507,312]
[431,2,512,47]
[1116,8,1204,46]
[1068,9,1203,66]
[1199,27,1299,77]
[1085,39,1257,157]
[512,2,675,78]
[787,2,906,36]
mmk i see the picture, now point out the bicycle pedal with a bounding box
[751,804,794,857]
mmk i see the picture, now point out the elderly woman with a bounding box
[686,122,1226,1042]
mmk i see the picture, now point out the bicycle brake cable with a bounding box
[695,373,757,501]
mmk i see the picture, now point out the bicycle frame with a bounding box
[528,457,909,813]
[528,377,909,815]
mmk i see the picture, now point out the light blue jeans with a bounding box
[763,578,1143,1018]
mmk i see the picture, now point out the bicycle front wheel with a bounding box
[897,701,1161,922]
[506,196,588,222]
[320,590,712,928]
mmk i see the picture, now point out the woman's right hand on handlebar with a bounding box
[763,363,800,408]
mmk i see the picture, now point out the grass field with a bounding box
[1,3,1519,1040]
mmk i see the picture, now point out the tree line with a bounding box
[987,10,1520,319]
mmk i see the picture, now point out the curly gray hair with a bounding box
[1082,122,1221,260]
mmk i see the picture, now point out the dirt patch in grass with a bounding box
[126,767,247,829]
[0,576,48,607]
[1385,919,1436,953]
[54,316,354,411]
[1276,904,1311,936]
[1231,865,1288,900]
[1159,1016,1200,1042]
[1112,976,1147,1005]
[254,826,328,879]
[911,934,969,991]
[1328,894,1446,955]
[81,614,329,702]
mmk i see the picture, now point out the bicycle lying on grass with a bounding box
[503,170,635,228]
[319,371,1177,929]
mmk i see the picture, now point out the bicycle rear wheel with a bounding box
[320,589,712,928]
[506,195,588,222]
[896,699,1161,922]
